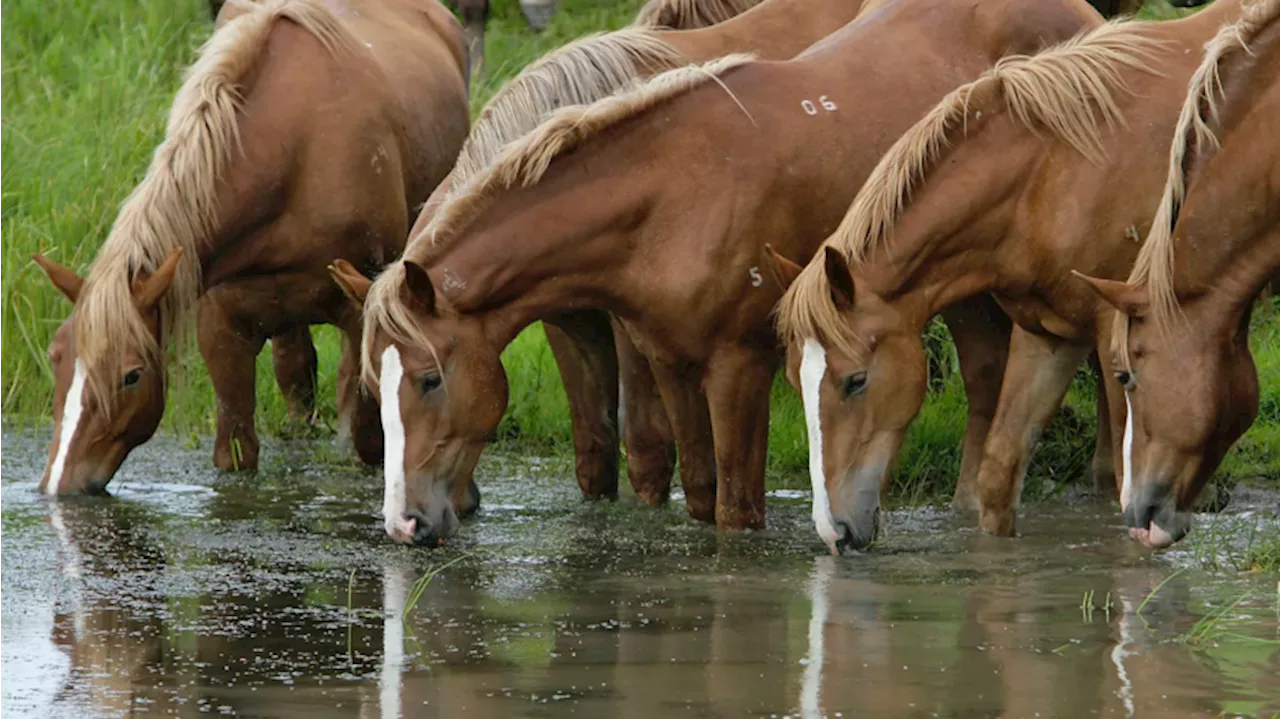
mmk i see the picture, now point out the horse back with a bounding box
[209,0,469,280]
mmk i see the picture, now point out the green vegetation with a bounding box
[2,0,1276,499]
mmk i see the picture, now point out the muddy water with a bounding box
[2,428,1278,718]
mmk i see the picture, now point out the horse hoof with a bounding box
[978,508,1016,537]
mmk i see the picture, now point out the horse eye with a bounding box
[842,371,868,398]
[1114,370,1134,390]
[122,368,143,390]
[418,371,442,396]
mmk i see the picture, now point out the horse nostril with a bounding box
[403,510,441,548]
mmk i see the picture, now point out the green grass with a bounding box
[3,0,1277,499]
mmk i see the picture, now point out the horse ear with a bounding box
[1071,271,1148,317]
[32,254,84,303]
[132,248,184,312]
[402,260,437,316]
[823,247,856,310]
[328,259,372,308]
[763,244,804,290]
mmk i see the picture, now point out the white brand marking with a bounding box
[749,266,763,287]
[47,359,87,495]
[801,96,838,115]
[800,339,841,553]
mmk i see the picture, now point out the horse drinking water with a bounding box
[332,0,1106,546]
[32,0,470,494]
[773,2,1242,550]
[1074,0,1280,548]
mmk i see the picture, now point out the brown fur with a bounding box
[418,0,875,226]
[350,0,1105,542]
[772,2,1241,541]
[72,0,357,417]
[390,0,878,517]
[362,54,754,389]
[1122,0,1280,347]
[37,0,470,493]
[776,20,1163,360]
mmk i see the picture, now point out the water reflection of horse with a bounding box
[44,501,170,715]
[1076,0,1280,548]
[334,0,1105,547]
[773,1,1244,550]
[338,0,882,534]
[31,0,470,494]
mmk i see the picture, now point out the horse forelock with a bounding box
[453,29,685,187]
[360,263,436,392]
[71,0,358,417]
[414,54,756,266]
[634,0,763,29]
[780,20,1163,364]
[1128,0,1280,344]
[774,256,866,362]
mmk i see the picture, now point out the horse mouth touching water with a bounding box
[31,0,471,495]
[1074,0,1280,549]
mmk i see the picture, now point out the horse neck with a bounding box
[1174,26,1280,318]
[421,167,652,348]
[854,116,1050,328]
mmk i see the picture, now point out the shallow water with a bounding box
[3,428,1278,718]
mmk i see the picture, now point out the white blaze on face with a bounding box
[1121,392,1134,510]
[47,359,87,495]
[800,339,841,554]
[380,346,409,538]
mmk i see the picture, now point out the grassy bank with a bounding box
[3,0,1276,498]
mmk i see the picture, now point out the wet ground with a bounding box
[2,428,1278,718]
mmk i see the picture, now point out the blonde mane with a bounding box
[452,29,685,187]
[1123,0,1280,346]
[634,0,763,28]
[776,21,1162,355]
[362,54,755,387]
[70,0,356,415]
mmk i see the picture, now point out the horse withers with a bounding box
[32,0,470,494]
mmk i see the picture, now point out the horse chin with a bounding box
[1127,520,1186,550]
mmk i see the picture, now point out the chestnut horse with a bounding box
[331,0,1104,546]
[360,0,877,519]
[31,0,470,494]
[774,3,1241,551]
[1075,0,1279,548]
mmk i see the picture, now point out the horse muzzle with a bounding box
[1123,481,1191,549]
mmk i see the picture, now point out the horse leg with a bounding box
[336,313,384,467]
[270,325,318,424]
[544,311,620,500]
[1092,314,1132,504]
[197,295,264,471]
[646,355,718,524]
[1087,352,1117,497]
[704,345,777,530]
[614,317,676,506]
[942,295,1011,512]
[976,327,1092,536]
